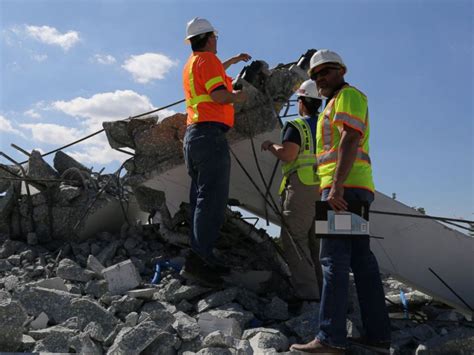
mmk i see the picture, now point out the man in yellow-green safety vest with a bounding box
[291,50,391,354]
[261,79,323,301]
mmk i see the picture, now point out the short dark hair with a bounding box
[190,32,213,51]
[300,97,322,116]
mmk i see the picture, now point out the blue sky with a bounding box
[1,0,472,226]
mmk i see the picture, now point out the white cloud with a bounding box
[0,115,24,137]
[68,138,131,166]
[93,54,116,65]
[20,123,81,145]
[31,53,48,62]
[25,25,80,51]
[24,109,41,119]
[52,90,155,131]
[122,53,178,84]
[24,89,176,166]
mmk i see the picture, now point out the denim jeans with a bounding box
[316,188,391,348]
[183,123,231,259]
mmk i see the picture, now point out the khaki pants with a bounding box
[280,173,323,300]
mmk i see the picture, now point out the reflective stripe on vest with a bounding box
[317,149,371,166]
[279,118,319,194]
[186,56,213,122]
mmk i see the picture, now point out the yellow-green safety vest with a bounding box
[279,117,320,194]
[316,85,374,192]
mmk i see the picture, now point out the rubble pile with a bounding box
[0,150,135,242]
[1,203,474,354]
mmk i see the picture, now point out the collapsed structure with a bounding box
[0,52,473,354]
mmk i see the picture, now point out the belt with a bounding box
[188,121,230,133]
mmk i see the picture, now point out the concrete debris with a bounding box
[102,259,141,295]
[106,320,161,355]
[57,257,95,282]
[0,298,28,351]
[30,311,49,330]
[0,149,137,241]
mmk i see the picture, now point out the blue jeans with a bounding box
[183,123,231,259]
[316,188,391,348]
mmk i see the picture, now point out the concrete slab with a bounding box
[102,259,141,295]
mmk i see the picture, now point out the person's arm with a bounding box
[210,87,247,104]
[261,140,299,162]
[222,53,252,70]
[326,125,361,211]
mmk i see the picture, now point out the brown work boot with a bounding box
[290,338,345,354]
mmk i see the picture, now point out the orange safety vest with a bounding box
[182,51,234,127]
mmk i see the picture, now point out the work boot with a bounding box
[348,336,390,354]
[180,252,225,288]
[290,338,345,354]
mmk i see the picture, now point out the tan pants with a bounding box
[280,173,323,300]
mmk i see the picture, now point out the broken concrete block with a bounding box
[127,287,157,300]
[196,347,233,355]
[0,298,28,351]
[57,258,94,282]
[106,320,162,355]
[97,240,120,266]
[32,332,70,353]
[125,312,139,327]
[29,325,76,341]
[242,327,289,353]
[53,150,91,175]
[142,331,181,355]
[264,296,288,321]
[202,330,234,348]
[87,254,105,276]
[196,287,238,313]
[16,286,77,323]
[102,259,141,295]
[172,284,210,304]
[110,295,144,316]
[207,303,254,329]
[70,333,103,355]
[140,302,176,331]
[85,279,109,298]
[20,334,36,352]
[198,312,242,338]
[30,311,49,330]
[25,150,59,185]
[84,321,105,343]
[172,311,200,341]
[4,274,19,291]
[70,298,118,336]
[29,277,68,292]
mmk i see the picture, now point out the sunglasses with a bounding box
[310,66,341,80]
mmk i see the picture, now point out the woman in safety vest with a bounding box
[261,79,323,301]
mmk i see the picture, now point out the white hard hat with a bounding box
[308,49,346,75]
[295,79,323,99]
[185,17,217,41]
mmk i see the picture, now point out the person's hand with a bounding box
[233,90,247,103]
[261,140,274,151]
[327,183,348,212]
[233,53,252,64]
